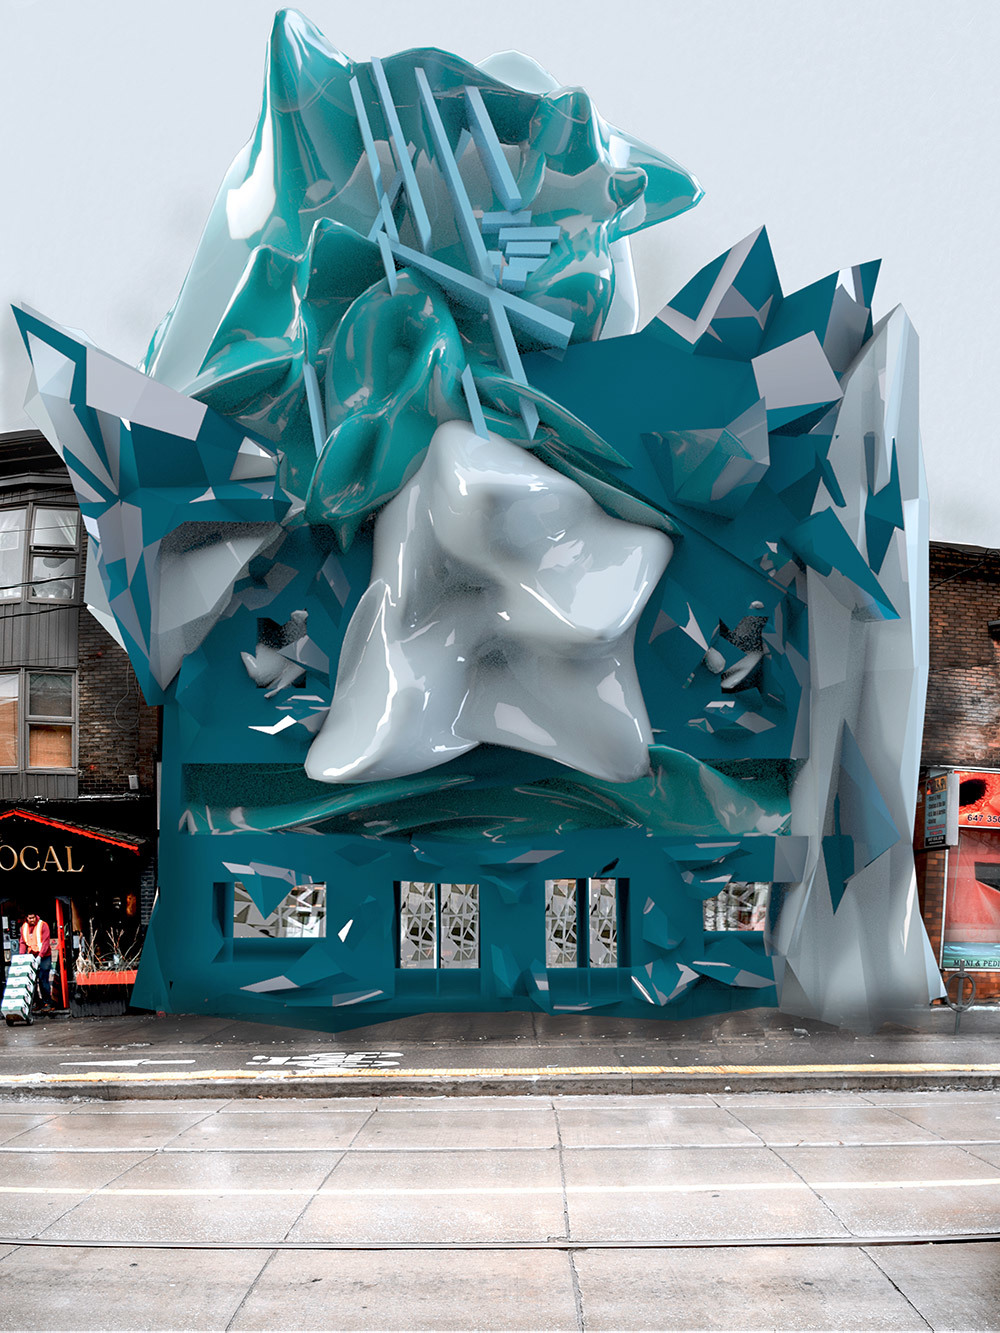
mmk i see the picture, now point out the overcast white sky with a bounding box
[2,0,997,544]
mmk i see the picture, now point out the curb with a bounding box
[2,1063,1000,1100]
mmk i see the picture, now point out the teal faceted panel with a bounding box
[14,11,938,1030]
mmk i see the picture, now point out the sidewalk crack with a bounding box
[553,1100,585,1329]
[861,1245,933,1329]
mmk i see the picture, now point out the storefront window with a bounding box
[397,882,480,969]
[545,878,621,967]
[703,881,770,931]
[942,828,1000,970]
[232,880,326,939]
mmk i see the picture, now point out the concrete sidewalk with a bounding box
[1,1003,999,1099]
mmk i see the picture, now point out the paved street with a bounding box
[2,1007,1000,1098]
[0,1089,998,1330]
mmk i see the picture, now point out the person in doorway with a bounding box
[19,913,52,1008]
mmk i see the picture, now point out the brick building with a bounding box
[0,431,159,1013]
[916,544,1000,1002]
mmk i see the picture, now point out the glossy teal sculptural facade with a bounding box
[15,10,942,1029]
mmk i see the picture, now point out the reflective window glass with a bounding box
[398,881,437,968]
[397,882,480,969]
[545,879,579,966]
[588,878,618,967]
[30,555,75,601]
[546,879,621,968]
[439,883,479,968]
[31,508,78,548]
[0,509,25,599]
[703,881,770,930]
[0,675,17,767]
[232,881,326,939]
[28,674,72,719]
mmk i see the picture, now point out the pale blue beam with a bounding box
[376,231,398,294]
[388,240,574,348]
[502,257,546,292]
[366,160,409,243]
[464,85,522,212]
[481,210,532,232]
[461,363,489,440]
[503,241,552,258]
[498,226,562,244]
[302,363,327,457]
[350,75,400,244]
[349,75,385,198]
[488,291,539,439]
[414,68,495,284]
[370,58,432,251]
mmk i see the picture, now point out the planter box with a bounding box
[74,970,137,986]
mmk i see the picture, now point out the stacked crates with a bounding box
[1,953,39,1026]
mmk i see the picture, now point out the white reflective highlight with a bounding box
[306,422,672,784]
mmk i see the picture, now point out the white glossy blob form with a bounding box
[305,421,673,784]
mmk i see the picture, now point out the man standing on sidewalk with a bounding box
[19,913,51,1009]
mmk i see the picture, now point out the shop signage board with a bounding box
[941,944,1000,970]
[925,771,959,847]
[955,771,1000,827]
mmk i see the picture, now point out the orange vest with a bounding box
[21,921,47,955]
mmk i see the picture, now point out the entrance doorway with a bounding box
[1,894,72,1012]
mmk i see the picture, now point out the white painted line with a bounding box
[1,1176,998,1199]
[2,1061,1000,1089]
[58,1060,197,1068]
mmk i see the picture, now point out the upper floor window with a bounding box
[0,505,80,603]
[0,671,75,771]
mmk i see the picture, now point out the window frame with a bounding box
[395,880,481,970]
[544,877,627,969]
[0,501,82,607]
[0,669,78,774]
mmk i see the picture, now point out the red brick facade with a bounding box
[916,543,1000,1001]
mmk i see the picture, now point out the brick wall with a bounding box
[918,543,1000,1000]
[77,608,159,796]
[923,545,1000,769]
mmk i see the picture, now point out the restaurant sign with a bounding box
[0,844,84,873]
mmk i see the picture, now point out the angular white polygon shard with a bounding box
[306,421,673,784]
[751,332,843,414]
[773,307,941,1028]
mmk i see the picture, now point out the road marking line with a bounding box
[58,1060,197,1068]
[1,1177,999,1198]
[2,1062,1000,1087]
